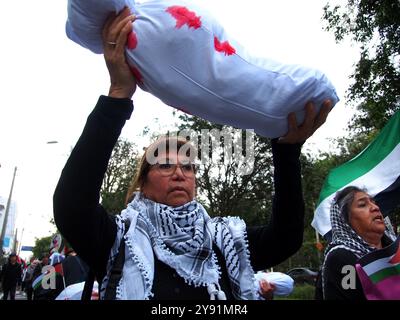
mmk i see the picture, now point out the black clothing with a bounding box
[63,255,89,287]
[0,262,21,289]
[32,263,47,283]
[2,286,16,300]
[151,243,235,300]
[54,95,304,299]
[26,285,33,301]
[322,248,365,300]
[314,269,323,300]
[1,261,21,300]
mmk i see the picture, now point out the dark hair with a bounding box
[334,186,367,222]
[40,253,50,260]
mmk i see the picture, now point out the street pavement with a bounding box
[0,289,27,300]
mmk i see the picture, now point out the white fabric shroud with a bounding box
[67,0,339,138]
[254,271,294,296]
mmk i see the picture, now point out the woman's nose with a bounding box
[370,201,380,212]
[171,165,185,179]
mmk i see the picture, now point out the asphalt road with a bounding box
[0,290,27,300]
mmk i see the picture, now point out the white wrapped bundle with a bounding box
[67,0,339,138]
[255,271,294,296]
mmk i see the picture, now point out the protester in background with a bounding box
[0,253,22,300]
[32,254,49,281]
[62,247,89,287]
[53,246,91,300]
[22,257,37,301]
[32,253,50,300]
[322,186,397,299]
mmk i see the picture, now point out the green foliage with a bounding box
[101,138,139,215]
[274,241,324,272]
[32,235,53,259]
[391,208,400,235]
[276,284,316,300]
[323,0,400,132]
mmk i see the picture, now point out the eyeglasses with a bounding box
[151,163,196,177]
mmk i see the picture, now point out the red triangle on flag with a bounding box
[53,263,64,276]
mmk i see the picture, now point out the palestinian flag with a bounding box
[355,236,400,300]
[32,264,64,290]
[312,111,400,237]
[53,262,64,277]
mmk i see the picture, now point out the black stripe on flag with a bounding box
[374,175,400,216]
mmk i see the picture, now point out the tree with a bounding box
[323,0,400,132]
[32,235,53,259]
[100,138,139,215]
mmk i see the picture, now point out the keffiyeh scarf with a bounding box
[100,193,258,300]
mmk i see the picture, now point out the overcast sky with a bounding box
[0,0,359,256]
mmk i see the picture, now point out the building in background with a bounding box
[0,196,18,254]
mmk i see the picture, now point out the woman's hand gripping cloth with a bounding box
[66,0,339,138]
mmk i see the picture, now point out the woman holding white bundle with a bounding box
[54,8,332,300]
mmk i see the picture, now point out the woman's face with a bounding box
[142,151,196,207]
[349,192,386,240]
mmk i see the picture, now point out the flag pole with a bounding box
[316,229,321,261]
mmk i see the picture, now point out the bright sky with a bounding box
[0,0,359,256]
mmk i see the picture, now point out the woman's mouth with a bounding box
[170,186,187,193]
[373,215,384,222]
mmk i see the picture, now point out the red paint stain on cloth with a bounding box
[214,37,236,56]
[166,6,202,29]
[127,31,138,49]
[130,66,143,84]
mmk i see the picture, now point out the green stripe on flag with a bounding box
[369,264,400,284]
[32,275,44,290]
[318,111,400,205]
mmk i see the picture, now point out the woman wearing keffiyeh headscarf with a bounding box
[53,9,332,300]
[322,186,397,300]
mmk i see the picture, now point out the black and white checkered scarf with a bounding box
[324,204,396,260]
[101,193,258,300]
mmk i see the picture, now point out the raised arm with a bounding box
[53,9,136,278]
[248,101,332,270]
[53,96,133,277]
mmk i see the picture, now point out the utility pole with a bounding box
[18,227,24,256]
[0,166,17,259]
[13,228,18,253]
